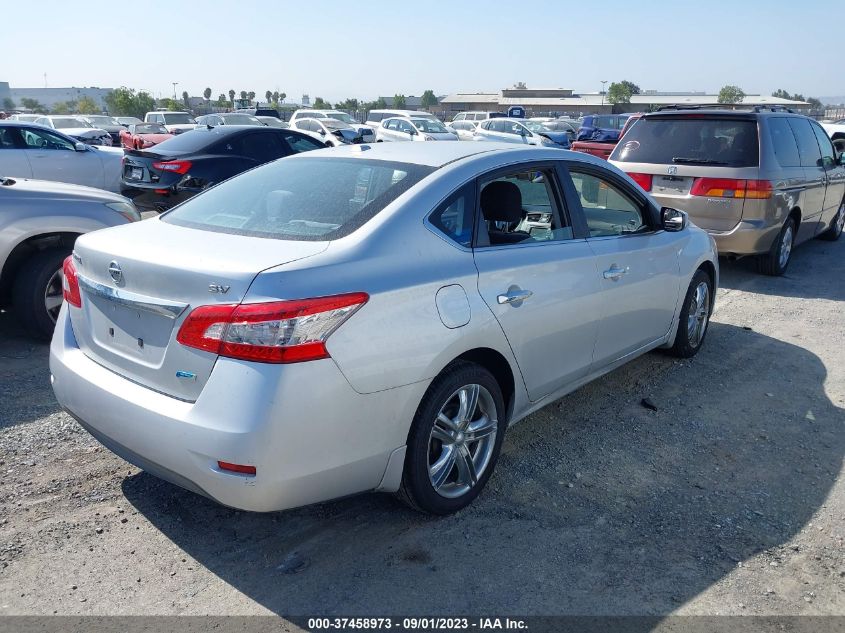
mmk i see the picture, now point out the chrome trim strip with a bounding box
[77,275,188,319]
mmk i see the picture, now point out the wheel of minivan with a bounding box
[818,201,844,242]
[759,217,795,276]
[398,361,506,515]
[12,248,70,341]
[669,269,713,358]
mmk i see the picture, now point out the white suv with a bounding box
[289,110,374,143]
[144,111,197,135]
[451,111,505,123]
[375,117,457,142]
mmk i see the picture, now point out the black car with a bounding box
[83,115,126,146]
[120,126,327,211]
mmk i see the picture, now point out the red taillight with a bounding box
[176,292,369,363]
[62,256,81,308]
[217,461,256,476]
[626,172,653,192]
[152,160,192,174]
[690,178,772,199]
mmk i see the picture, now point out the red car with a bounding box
[119,122,173,150]
[570,114,643,160]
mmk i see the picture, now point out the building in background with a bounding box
[438,88,809,118]
[4,84,113,111]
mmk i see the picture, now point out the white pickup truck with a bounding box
[0,177,139,339]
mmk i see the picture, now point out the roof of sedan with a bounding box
[310,141,528,167]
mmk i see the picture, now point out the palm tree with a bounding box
[247,91,256,104]
[265,90,272,105]
[203,87,212,101]
[240,90,247,101]
[279,93,286,103]
[228,89,235,108]
[272,91,279,104]
[181,90,189,106]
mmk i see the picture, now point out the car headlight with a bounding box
[539,136,555,146]
[105,201,141,223]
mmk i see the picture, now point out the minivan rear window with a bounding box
[163,158,435,241]
[612,117,759,167]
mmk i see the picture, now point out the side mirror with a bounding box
[408,129,416,136]
[318,129,325,135]
[74,142,88,152]
[662,207,687,232]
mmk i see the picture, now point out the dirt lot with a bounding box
[0,238,843,620]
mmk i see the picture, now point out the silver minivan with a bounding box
[610,108,845,275]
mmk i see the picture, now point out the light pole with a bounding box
[172,82,178,101]
[600,80,608,108]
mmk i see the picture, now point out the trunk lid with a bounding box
[69,218,328,401]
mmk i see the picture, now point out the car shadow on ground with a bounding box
[719,237,845,302]
[0,310,57,428]
[122,321,844,616]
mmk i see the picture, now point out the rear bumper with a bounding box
[120,183,196,212]
[49,306,421,512]
[704,218,781,256]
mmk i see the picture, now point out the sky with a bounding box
[0,0,838,103]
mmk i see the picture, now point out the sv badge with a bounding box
[208,283,231,294]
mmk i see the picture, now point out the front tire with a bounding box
[398,362,506,515]
[818,201,844,242]
[669,269,713,358]
[12,248,71,341]
[759,217,795,276]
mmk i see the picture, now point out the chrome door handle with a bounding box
[497,289,533,304]
[603,265,629,281]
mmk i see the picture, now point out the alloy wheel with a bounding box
[428,384,498,499]
[44,269,64,324]
[686,281,710,348]
[779,224,793,270]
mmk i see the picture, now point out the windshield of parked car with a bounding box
[612,116,759,167]
[86,116,118,126]
[328,112,356,124]
[162,113,196,124]
[322,119,351,131]
[162,158,435,240]
[411,119,448,133]
[52,117,92,129]
[136,123,168,134]
[221,114,262,125]
[524,121,553,134]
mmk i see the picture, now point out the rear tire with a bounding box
[759,217,795,276]
[669,269,713,359]
[397,361,506,515]
[817,201,844,242]
[12,248,70,341]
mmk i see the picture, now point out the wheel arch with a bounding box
[0,232,79,307]
[452,347,517,421]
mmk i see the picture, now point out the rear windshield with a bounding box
[150,129,213,152]
[612,116,759,167]
[163,113,195,124]
[162,158,435,241]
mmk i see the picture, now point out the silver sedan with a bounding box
[50,142,718,515]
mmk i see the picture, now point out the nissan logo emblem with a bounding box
[108,261,123,284]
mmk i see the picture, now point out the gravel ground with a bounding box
[0,238,843,620]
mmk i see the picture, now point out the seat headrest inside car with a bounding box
[481,181,523,223]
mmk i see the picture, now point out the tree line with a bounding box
[604,79,823,110]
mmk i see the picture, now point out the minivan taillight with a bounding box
[176,293,369,363]
[62,256,81,308]
[690,178,772,199]
[152,160,192,174]
[626,172,653,192]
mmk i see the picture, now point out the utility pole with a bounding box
[600,80,608,107]
[172,82,178,101]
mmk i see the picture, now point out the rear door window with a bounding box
[612,117,759,167]
[768,118,801,167]
[279,132,326,153]
[787,118,823,168]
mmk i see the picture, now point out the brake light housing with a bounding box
[176,293,369,363]
[626,172,653,192]
[62,255,82,308]
[690,178,772,199]
[152,160,192,174]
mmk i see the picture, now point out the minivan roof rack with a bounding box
[655,104,797,114]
